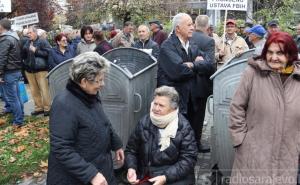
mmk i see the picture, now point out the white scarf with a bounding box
[150,105,179,151]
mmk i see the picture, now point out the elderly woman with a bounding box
[47,52,124,185]
[125,86,198,185]
[48,33,76,70]
[229,32,300,185]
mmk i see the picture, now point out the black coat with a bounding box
[133,39,160,58]
[0,31,22,78]
[157,33,215,113]
[47,80,123,185]
[22,37,51,72]
[125,114,198,185]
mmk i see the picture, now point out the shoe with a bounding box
[31,110,44,116]
[12,123,23,129]
[198,143,210,153]
[43,111,50,117]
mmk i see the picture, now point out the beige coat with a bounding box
[216,33,249,64]
[229,59,300,185]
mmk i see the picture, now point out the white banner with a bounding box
[12,12,39,27]
[0,0,11,12]
[207,0,248,11]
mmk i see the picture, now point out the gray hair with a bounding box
[153,86,179,109]
[172,13,191,31]
[195,15,209,31]
[138,24,150,33]
[69,52,110,84]
[28,26,38,33]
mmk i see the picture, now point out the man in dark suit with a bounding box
[189,15,216,152]
[157,13,215,153]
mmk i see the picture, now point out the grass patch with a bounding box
[0,115,49,185]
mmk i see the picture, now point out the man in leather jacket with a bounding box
[0,19,24,127]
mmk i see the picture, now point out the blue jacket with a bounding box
[48,46,76,70]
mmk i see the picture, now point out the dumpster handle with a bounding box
[207,95,213,115]
[134,93,142,113]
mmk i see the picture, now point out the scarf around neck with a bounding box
[150,104,179,151]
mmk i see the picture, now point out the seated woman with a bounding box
[47,52,124,185]
[125,86,198,185]
[48,33,76,70]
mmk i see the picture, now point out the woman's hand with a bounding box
[127,168,139,184]
[90,172,108,185]
[115,148,124,166]
[149,175,166,185]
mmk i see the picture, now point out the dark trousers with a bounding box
[186,97,207,145]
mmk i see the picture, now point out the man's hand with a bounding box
[183,62,194,69]
[29,44,36,53]
[115,148,124,166]
[195,56,204,62]
[149,175,167,185]
[90,172,108,185]
[127,168,139,184]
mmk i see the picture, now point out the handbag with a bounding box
[18,81,29,103]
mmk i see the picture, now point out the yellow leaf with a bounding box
[39,160,48,168]
[33,172,42,177]
[13,145,26,153]
[9,156,17,163]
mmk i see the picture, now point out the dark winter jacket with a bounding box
[0,31,22,78]
[125,114,198,185]
[48,45,76,70]
[133,39,160,58]
[22,37,51,72]
[157,33,215,113]
[152,29,168,46]
[47,79,123,185]
[94,40,113,55]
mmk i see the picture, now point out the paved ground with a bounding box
[14,88,214,185]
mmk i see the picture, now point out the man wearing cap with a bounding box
[246,24,267,56]
[216,19,249,65]
[149,20,168,46]
[266,20,280,37]
[0,19,24,127]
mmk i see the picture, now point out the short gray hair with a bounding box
[153,86,179,109]
[172,13,191,31]
[138,24,150,33]
[28,26,38,34]
[195,15,209,31]
[69,52,110,84]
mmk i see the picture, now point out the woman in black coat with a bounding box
[125,86,198,185]
[47,52,124,185]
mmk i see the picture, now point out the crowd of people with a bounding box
[1,11,300,185]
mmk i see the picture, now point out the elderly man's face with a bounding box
[268,25,280,34]
[137,25,150,41]
[176,15,194,40]
[28,28,37,41]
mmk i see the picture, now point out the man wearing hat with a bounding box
[149,20,168,46]
[267,20,280,37]
[216,19,249,66]
[246,24,267,56]
[0,19,24,127]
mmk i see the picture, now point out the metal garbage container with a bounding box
[210,59,248,177]
[223,49,255,66]
[48,48,157,149]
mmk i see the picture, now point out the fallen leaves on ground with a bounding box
[39,160,48,168]
[13,145,26,153]
[9,156,17,163]
[14,128,29,138]
[0,118,6,126]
